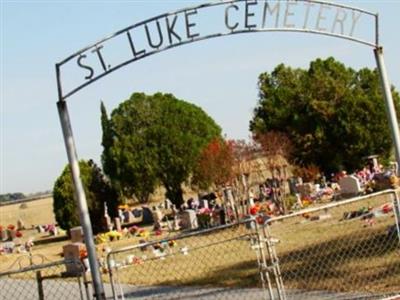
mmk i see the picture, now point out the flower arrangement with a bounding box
[168,240,177,247]
[128,225,139,235]
[138,229,149,238]
[107,230,122,241]
[96,230,122,243]
[249,205,260,215]
[79,248,88,259]
[197,208,212,228]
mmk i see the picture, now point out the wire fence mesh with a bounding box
[107,190,400,300]
[263,190,400,300]
[107,219,268,299]
[0,259,90,300]
[1,191,398,300]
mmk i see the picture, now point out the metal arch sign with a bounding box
[56,0,379,101]
[55,2,400,299]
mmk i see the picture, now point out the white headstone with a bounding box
[181,210,198,230]
[70,226,84,243]
[339,175,363,196]
[164,199,173,210]
[123,211,135,223]
[200,199,209,209]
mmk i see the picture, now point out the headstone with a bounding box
[298,183,315,197]
[17,219,25,230]
[339,175,363,196]
[103,215,112,231]
[8,229,16,240]
[288,178,298,195]
[70,226,84,243]
[172,216,181,231]
[164,199,173,210]
[63,243,86,274]
[2,242,15,254]
[181,210,198,230]
[1,228,9,241]
[248,198,255,207]
[132,208,143,221]
[199,199,209,209]
[152,207,163,223]
[123,211,135,223]
[141,207,154,224]
[114,217,122,232]
[37,225,45,233]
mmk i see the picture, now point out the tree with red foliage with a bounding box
[192,138,235,190]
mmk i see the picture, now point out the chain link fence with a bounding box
[263,190,400,300]
[107,219,268,299]
[107,190,400,300]
[1,191,398,300]
[0,258,90,300]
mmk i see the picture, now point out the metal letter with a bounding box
[185,10,199,39]
[77,54,94,80]
[374,47,400,175]
[349,10,362,36]
[126,31,146,58]
[165,14,182,44]
[225,4,239,31]
[315,4,331,32]
[145,20,164,49]
[245,0,257,30]
[331,8,347,35]
[262,2,280,28]
[303,2,314,29]
[91,45,108,72]
[57,100,106,300]
[284,2,296,28]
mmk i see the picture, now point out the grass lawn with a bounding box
[1,193,399,297]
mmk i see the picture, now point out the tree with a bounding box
[53,160,118,234]
[101,92,221,207]
[192,138,235,190]
[250,57,400,174]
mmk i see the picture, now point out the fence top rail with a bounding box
[107,218,255,258]
[0,259,82,277]
[266,189,398,224]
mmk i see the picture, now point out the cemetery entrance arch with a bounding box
[55,1,400,299]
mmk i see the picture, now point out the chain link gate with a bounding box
[0,258,90,300]
[261,189,400,300]
[107,219,272,299]
[106,190,399,299]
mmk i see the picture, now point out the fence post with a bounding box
[392,190,400,243]
[254,218,275,300]
[262,223,287,300]
[36,270,44,300]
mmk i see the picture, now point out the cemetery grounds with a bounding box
[0,192,399,299]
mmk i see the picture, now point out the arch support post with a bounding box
[57,100,106,300]
[374,47,400,175]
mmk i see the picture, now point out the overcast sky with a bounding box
[1,0,399,194]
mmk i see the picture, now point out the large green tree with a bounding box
[101,92,221,207]
[53,160,118,234]
[250,57,400,173]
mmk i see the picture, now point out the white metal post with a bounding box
[57,100,106,300]
[374,47,400,175]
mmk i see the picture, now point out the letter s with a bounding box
[77,54,94,80]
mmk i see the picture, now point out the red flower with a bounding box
[7,224,15,230]
[15,231,23,238]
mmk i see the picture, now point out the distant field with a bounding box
[0,197,56,228]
